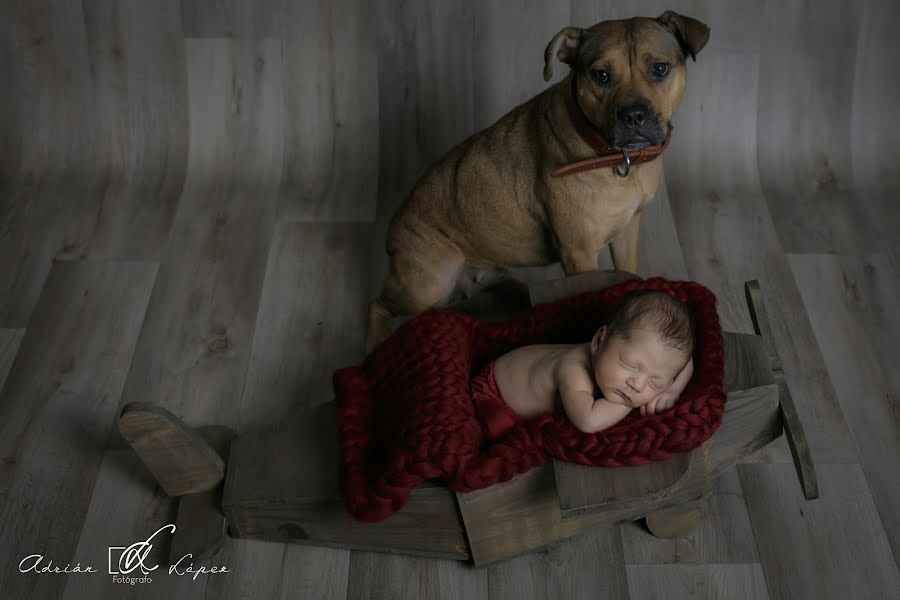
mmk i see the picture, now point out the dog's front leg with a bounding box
[559,246,603,275]
[608,211,641,275]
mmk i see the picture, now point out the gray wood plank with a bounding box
[277,0,378,221]
[621,471,759,565]
[0,0,19,182]
[789,253,900,569]
[203,539,336,600]
[665,52,857,466]
[0,329,25,393]
[738,463,900,599]
[115,39,283,429]
[0,260,158,600]
[469,2,571,131]
[279,544,349,600]
[346,553,487,600]
[487,529,630,600]
[181,0,282,38]
[851,0,900,192]
[637,176,690,279]
[236,222,371,431]
[849,254,900,425]
[626,563,770,600]
[80,0,188,260]
[758,2,899,254]
[0,0,103,327]
[757,2,860,200]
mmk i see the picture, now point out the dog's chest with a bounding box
[552,161,663,222]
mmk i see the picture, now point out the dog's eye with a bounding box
[592,69,610,85]
[651,63,670,78]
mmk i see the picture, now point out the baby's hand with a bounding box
[639,389,679,416]
[639,357,694,416]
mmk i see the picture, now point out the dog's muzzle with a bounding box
[611,103,667,150]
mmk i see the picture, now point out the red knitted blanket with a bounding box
[334,278,725,522]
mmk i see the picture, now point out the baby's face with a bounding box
[591,326,689,409]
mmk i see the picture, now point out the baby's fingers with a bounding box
[658,395,677,412]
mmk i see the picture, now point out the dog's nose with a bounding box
[618,105,647,128]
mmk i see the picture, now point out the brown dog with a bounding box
[369,11,709,349]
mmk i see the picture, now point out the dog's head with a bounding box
[544,11,709,150]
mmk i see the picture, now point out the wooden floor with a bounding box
[1,1,899,599]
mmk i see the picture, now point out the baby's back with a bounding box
[493,343,588,419]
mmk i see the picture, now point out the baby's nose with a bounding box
[628,375,645,391]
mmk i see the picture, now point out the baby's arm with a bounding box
[556,362,633,433]
[640,356,695,416]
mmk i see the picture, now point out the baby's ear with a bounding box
[591,326,607,352]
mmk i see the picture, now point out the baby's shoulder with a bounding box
[553,345,593,381]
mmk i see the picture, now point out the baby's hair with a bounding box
[605,289,695,354]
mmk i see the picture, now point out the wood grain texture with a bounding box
[0,260,157,600]
[119,403,226,496]
[486,529,629,600]
[626,563,771,600]
[169,425,234,563]
[758,1,899,255]
[745,280,818,500]
[0,0,19,182]
[757,1,860,199]
[278,0,378,221]
[181,0,282,38]
[621,471,759,565]
[115,39,283,428]
[80,0,189,260]
[789,253,900,569]
[0,329,25,392]
[469,2,571,131]
[556,455,690,518]
[0,0,105,327]
[851,0,900,192]
[346,553,486,600]
[237,222,371,431]
[738,463,900,599]
[636,176,690,279]
[644,500,702,538]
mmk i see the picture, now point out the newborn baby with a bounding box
[472,290,695,437]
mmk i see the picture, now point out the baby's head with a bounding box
[590,290,695,409]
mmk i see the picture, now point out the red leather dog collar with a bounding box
[552,77,672,178]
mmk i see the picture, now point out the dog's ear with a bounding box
[656,11,710,62]
[543,27,587,82]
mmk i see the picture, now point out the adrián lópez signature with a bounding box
[19,524,230,585]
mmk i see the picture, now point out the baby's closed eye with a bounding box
[649,378,671,391]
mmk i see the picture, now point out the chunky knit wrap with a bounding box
[334,278,725,522]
